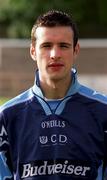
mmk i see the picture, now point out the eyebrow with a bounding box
[40,42,72,47]
[59,42,72,46]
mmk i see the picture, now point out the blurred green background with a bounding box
[0,0,107,106]
[0,97,9,105]
[0,0,107,39]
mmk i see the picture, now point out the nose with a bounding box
[50,46,61,60]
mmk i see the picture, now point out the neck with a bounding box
[39,76,72,99]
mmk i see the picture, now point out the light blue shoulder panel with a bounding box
[78,85,107,105]
[0,88,34,112]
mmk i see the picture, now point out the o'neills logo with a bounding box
[19,159,92,179]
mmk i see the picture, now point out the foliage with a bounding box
[0,97,10,105]
[0,0,107,38]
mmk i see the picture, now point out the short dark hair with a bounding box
[31,10,79,48]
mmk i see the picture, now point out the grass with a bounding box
[0,97,10,106]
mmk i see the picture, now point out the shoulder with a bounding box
[78,84,107,105]
[0,88,34,113]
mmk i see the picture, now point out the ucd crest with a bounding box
[0,152,12,180]
[39,136,48,144]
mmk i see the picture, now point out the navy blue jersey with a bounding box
[0,70,107,180]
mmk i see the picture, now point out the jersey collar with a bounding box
[32,68,81,98]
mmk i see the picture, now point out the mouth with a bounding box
[48,63,64,67]
[48,63,64,71]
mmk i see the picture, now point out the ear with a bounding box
[73,42,80,59]
[30,44,36,61]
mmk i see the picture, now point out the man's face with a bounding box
[31,26,79,82]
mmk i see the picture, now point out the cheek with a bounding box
[36,53,47,69]
[65,52,74,62]
[65,53,75,68]
[36,48,49,59]
[37,52,50,66]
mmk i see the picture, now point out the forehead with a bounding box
[35,26,73,42]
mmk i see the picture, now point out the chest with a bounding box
[8,105,104,160]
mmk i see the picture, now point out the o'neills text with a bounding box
[20,160,91,178]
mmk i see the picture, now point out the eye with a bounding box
[60,43,71,49]
[41,43,52,49]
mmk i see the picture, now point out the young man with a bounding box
[0,10,107,180]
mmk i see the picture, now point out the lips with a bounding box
[48,63,64,68]
[48,63,64,71]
